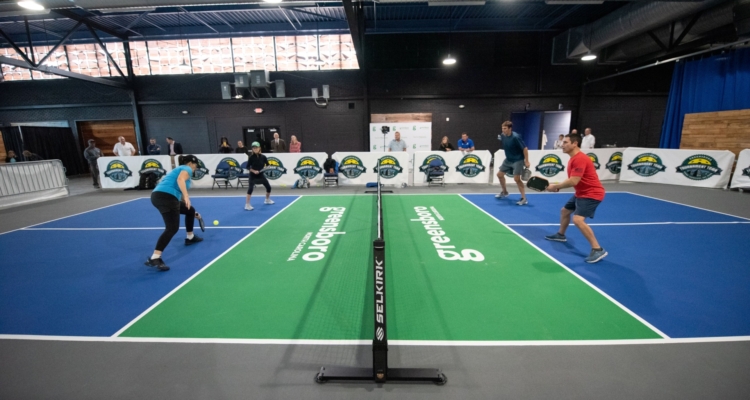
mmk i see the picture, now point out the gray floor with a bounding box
[1,176,749,399]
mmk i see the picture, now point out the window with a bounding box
[127,41,151,76]
[104,42,129,76]
[30,45,67,79]
[232,36,275,72]
[146,40,192,75]
[1,47,36,81]
[66,44,111,77]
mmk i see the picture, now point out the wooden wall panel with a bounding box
[681,110,750,156]
[371,113,432,123]
[0,131,6,162]
[76,120,136,156]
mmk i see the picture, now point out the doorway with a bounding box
[243,126,280,153]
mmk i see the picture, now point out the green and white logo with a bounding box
[535,154,565,177]
[743,166,750,177]
[418,154,448,177]
[103,160,133,182]
[191,158,210,180]
[263,157,287,180]
[587,153,600,170]
[138,159,167,180]
[219,157,243,180]
[676,154,723,180]
[628,153,666,177]
[339,155,367,179]
[606,152,623,174]
[455,154,486,178]
[373,155,403,179]
[293,156,323,179]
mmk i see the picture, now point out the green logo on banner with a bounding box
[606,152,623,174]
[191,158,210,180]
[339,156,367,179]
[263,157,287,180]
[138,159,167,180]
[103,160,133,182]
[219,157,243,180]
[743,166,750,177]
[535,154,565,177]
[418,154,448,177]
[293,156,323,179]
[455,154,486,178]
[373,155,403,179]
[675,154,723,180]
[628,153,666,177]
[587,153,600,170]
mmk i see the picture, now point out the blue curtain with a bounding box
[659,47,750,148]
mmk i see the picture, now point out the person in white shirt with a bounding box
[582,128,595,149]
[553,134,564,150]
[113,136,137,156]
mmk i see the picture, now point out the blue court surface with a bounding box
[1,192,749,340]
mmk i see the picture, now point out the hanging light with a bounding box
[18,1,45,11]
[443,55,456,65]
[443,6,457,66]
[581,53,597,61]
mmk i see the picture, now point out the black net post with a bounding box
[372,238,388,382]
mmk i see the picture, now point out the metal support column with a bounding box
[124,42,147,153]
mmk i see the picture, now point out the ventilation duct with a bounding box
[552,0,726,64]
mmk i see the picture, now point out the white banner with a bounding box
[369,122,432,157]
[332,152,410,187]
[620,148,735,188]
[412,150,492,185]
[98,156,173,189]
[730,149,750,189]
[189,153,328,188]
[493,150,570,185]
[583,148,625,181]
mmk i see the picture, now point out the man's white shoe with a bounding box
[264,199,274,205]
[244,204,254,211]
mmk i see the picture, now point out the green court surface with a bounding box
[121,195,661,341]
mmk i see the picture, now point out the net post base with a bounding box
[315,366,446,385]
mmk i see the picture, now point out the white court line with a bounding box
[507,221,750,227]
[0,198,143,236]
[459,194,670,339]
[23,226,260,231]
[625,191,750,221]
[3,335,750,346]
[111,196,302,337]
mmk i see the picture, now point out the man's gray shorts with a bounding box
[499,159,524,176]
[564,195,601,219]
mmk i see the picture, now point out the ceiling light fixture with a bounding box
[18,1,45,11]
[443,56,456,65]
[581,53,597,61]
[443,6,456,66]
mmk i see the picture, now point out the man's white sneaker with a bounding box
[244,204,254,211]
[264,199,274,205]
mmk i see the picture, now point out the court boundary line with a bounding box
[111,196,303,337]
[624,191,750,221]
[0,198,143,236]
[458,194,670,339]
[507,221,750,226]
[189,191,635,198]
[3,335,750,346]
[23,226,260,231]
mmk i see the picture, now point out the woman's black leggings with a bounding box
[247,174,272,195]
[151,191,195,252]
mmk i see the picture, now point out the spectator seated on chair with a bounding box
[211,161,233,190]
[427,158,446,186]
[323,157,338,187]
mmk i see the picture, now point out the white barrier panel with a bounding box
[583,148,625,181]
[412,150,492,186]
[98,156,173,189]
[620,148,735,189]
[493,149,570,185]
[189,153,328,188]
[332,152,410,187]
[730,149,750,189]
[0,160,69,209]
[370,123,431,173]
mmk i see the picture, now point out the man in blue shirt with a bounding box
[457,133,475,153]
[496,121,530,205]
[147,138,161,155]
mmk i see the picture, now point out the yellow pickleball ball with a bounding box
[213,220,219,226]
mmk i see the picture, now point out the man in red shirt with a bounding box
[544,133,607,263]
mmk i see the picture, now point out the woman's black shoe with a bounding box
[144,257,170,271]
[185,235,203,245]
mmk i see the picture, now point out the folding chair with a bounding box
[211,161,233,190]
[427,158,445,187]
[236,161,249,189]
[324,161,339,187]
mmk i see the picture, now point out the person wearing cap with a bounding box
[84,139,103,188]
[146,154,204,271]
[245,141,274,211]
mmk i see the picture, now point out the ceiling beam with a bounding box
[342,0,364,68]
[0,55,129,88]
[52,9,128,40]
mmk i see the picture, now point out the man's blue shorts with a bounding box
[564,195,601,219]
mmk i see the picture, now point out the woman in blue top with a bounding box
[146,154,203,271]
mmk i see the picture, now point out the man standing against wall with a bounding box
[84,139,102,188]
[166,137,183,156]
[388,131,407,152]
[496,121,530,205]
[113,136,137,156]
[270,132,287,153]
[582,128,595,149]
[147,138,161,155]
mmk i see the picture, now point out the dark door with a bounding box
[243,126,280,153]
